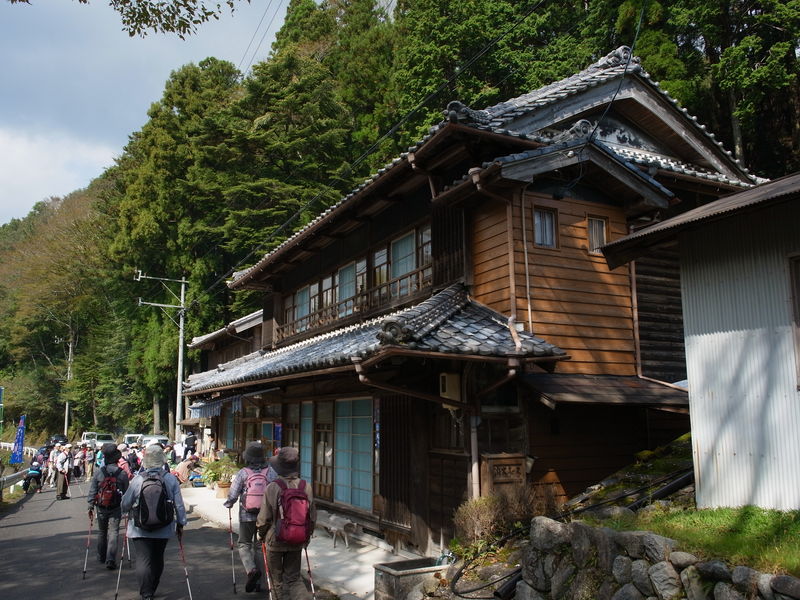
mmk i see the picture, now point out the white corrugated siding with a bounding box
[680,199,800,510]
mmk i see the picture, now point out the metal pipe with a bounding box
[470,415,480,499]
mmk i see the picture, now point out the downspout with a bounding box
[520,186,534,334]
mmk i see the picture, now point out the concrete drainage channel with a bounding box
[374,558,448,600]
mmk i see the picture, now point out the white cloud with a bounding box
[0,127,117,225]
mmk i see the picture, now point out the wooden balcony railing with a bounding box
[277,265,432,341]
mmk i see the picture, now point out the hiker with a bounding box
[257,447,316,600]
[85,445,95,481]
[55,443,72,499]
[22,461,43,492]
[164,444,177,466]
[117,444,134,478]
[223,442,277,593]
[182,430,197,460]
[74,444,86,480]
[46,444,59,488]
[121,444,187,600]
[88,443,130,569]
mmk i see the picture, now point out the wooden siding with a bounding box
[634,252,687,383]
[526,401,689,498]
[471,201,511,314]
[432,202,466,287]
[428,451,469,551]
[378,395,415,529]
[515,193,636,375]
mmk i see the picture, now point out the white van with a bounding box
[123,433,143,446]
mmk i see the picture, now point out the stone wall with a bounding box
[517,516,800,600]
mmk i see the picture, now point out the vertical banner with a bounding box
[10,415,26,464]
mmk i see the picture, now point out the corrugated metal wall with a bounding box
[681,199,800,510]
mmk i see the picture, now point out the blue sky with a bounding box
[0,0,288,226]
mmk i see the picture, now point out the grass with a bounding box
[599,505,800,576]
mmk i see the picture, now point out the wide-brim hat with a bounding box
[269,446,299,477]
[243,442,267,465]
[101,442,121,463]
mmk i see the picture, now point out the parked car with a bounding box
[48,434,68,446]
[123,433,143,446]
[140,434,170,448]
[93,433,116,449]
[80,431,98,447]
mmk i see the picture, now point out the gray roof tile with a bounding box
[185,284,566,395]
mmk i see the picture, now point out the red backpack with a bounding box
[274,479,313,545]
[94,467,122,508]
[242,467,268,513]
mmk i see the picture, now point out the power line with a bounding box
[236,0,279,74]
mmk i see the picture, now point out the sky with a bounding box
[0,0,289,227]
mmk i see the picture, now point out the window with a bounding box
[314,401,334,501]
[791,257,800,388]
[588,216,607,254]
[334,398,374,511]
[534,207,557,248]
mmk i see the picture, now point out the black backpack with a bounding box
[95,467,123,508]
[133,471,174,530]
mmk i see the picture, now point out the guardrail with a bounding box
[0,441,38,456]
[0,468,30,501]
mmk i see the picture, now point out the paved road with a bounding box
[0,481,276,600]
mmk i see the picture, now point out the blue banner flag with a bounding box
[10,415,26,464]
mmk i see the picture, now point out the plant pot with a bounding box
[215,481,231,498]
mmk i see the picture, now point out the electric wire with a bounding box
[241,0,288,78]
[236,0,279,74]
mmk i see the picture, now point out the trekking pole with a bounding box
[261,541,277,600]
[304,546,317,600]
[177,528,194,600]
[228,508,237,594]
[114,516,128,600]
[82,511,94,580]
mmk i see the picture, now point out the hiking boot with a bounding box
[245,569,261,592]
[106,560,116,570]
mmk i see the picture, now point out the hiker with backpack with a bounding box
[223,442,277,593]
[88,442,130,569]
[256,446,316,600]
[121,444,188,600]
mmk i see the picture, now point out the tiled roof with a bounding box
[185,284,566,395]
[229,47,758,288]
[188,309,263,349]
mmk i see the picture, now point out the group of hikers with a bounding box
[75,439,315,600]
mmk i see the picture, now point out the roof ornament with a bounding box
[590,46,640,71]
[444,101,492,124]
[549,119,595,143]
[376,284,470,346]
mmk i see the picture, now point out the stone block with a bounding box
[696,560,731,582]
[612,583,646,600]
[551,558,576,599]
[712,581,745,600]
[772,575,800,599]
[643,533,677,563]
[757,573,776,600]
[570,521,594,568]
[516,580,547,600]
[631,560,654,596]
[615,531,646,559]
[680,565,711,600]
[613,555,633,585]
[668,551,697,571]
[730,566,759,596]
[530,516,570,552]
[648,561,681,600]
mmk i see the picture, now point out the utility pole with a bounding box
[135,269,188,442]
[64,332,74,436]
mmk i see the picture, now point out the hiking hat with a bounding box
[101,442,121,463]
[269,446,299,477]
[243,442,267,466]
[143,444,167,469]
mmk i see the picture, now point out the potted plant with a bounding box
[201,456,239,492]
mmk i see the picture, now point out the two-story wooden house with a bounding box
[184,47,760,555]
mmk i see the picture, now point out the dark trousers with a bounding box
[56,471,69,498]
[182,446,195,460]
[132,537,169,597]
[96,509,121,563]
[266,548,307,600]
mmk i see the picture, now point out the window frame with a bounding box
[533,206,558,249]
[587,215,608,254]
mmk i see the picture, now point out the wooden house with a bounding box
[184,47,760,555]
[603,173,800,511]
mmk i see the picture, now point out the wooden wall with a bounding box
[471,200,511,314]
[513,193,636,375]
[526,401,689,498]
